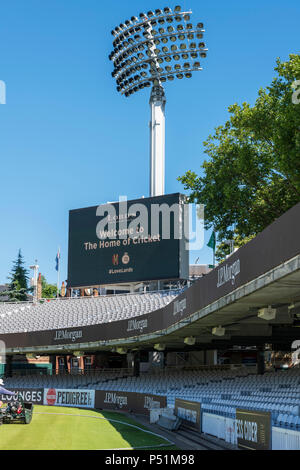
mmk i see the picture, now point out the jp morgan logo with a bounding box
[217,259,240,288]
[127,318,148,333]
[173,298,187,316]
[54,329,83,342]
[104,392,128,408]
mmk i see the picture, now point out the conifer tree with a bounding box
[0,250,30,302]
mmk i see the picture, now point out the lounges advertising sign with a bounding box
[0,388,43,404]
[44,388,95,409]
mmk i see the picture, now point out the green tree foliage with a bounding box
[178,54,300,259]
[0,250,30,302]
[40,275,57,298]
[0,282,28,302]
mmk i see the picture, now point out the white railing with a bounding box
[202,412,300,450]
[0,288,184,308]
[272,427,300,450]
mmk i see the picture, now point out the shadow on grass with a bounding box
[78,407,177,450]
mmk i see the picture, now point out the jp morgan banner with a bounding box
[217,259,240,288]
[236,409,271,450]
[174,398,201,430]
[68,193,189,287]
[44,388,95,409]
[95,390,167,415]
[54,329,83,342]
[0,388,43,404]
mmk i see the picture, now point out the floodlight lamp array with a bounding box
[109,6,207,97]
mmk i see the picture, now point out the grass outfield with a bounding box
[0,405,177,450]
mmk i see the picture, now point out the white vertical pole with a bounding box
[147,19,166,198]
[56,247,60,299]
[149,85,166,197]
[34,265,38,302]
[30,262,39,302]
[57,269,60,299]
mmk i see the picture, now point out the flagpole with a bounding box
[207,230,216,268]
[56,247,60,299]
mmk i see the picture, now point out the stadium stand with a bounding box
[0,290,181,334]
[5,366,300,430]
[3,369,128,389]
[1,203,300,449]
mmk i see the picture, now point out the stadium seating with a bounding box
[0,290,181,333]
[2,284,300,435]
[5,366,300,430]
[4,370,127,390]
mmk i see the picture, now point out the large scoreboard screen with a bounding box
[68,193,189,287]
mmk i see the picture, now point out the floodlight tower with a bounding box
[109,6,208,197]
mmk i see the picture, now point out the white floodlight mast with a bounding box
[148,19,166,197]
[149,84,166,196]
[109,6,207,198]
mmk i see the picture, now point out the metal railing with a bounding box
[7,367,133,378]
[0,288,184,308]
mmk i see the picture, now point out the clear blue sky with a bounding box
[0,0,299,285]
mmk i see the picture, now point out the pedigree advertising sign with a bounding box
[44,388,95,409]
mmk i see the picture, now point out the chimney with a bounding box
[93,288,99,297]
[61,281,66,297]
[37,273,42,299]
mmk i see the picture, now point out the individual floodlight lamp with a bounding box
[258,306,277,321]
[116,347,128,355]
[109,5,208,196]
[184,336,196,346]
[212,326,226,337]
